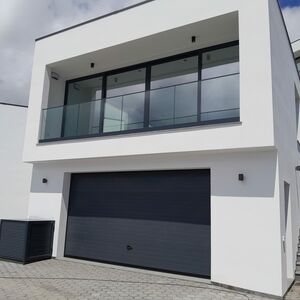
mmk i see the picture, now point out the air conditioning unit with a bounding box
[0,219,55,264]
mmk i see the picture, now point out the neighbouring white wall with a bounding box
[28,149,283,296]
[0,104,32,219]
[268,0,300,294]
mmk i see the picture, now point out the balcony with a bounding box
[40,42,240,142]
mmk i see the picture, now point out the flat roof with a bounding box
[35,0,155,42]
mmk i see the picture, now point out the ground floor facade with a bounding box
[26,149,300,297]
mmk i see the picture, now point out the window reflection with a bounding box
[296,57,300,75]
[201,45,239,121]
[106,69,146,97]
[202,45,239,80]
[104,68,146,132]
[67,77,102,105]
[150,56,198,127]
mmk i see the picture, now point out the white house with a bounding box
[0,103,32,219]
[23,0,300,297]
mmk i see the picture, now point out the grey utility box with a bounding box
[0,219,54,264]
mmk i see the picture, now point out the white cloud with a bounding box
[0,0,141,105]
[282,5,300,42]
[1,1,300,106]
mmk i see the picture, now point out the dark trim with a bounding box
[197,53,202,122]
[61,82,70,137]
[41,41,239,143]
[99,75,107,133]
[292,38,300,45]
[35,0,156,42]
[0,102,28,108]
[275,0,300,82]
[64,40,239,87]
[39,117,240,144]
[144,66,151,128]
[65,254,211,280]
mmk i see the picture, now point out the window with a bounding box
[41,42,240,142]
[64,77,103,137]
[150,56,198,127]
[104,68,146,132]
[296,57,300,75]
[201,45,239,121]
[295,86,300,141]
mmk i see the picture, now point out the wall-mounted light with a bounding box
[42,178,48,184]
[238,174,244,181]
[191,36,196,43]
[90,62,95,68]
[296,166,300,171]
[51,72,59,81]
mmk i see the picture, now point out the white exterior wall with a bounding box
[23,0,300,297]
[0,104,32,219]
[23,0,275,162]
[269,0,300,293]
[28,150,282,296]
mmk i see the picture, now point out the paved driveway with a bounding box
[0,259,298,299]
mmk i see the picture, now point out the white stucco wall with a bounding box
[28,149,283,296]
[23,0,275,163]
[0,104,32,219]
[269,0,300,293]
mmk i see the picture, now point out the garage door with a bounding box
[65,170,211,277]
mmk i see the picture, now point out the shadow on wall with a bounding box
[29,150,277,198]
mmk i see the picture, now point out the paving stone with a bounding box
[0,259,297,299]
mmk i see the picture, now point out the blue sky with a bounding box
[280,0,300,7]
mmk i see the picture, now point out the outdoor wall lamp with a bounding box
[191,36,196,43]
[42,178,48,184]
[296,166,300,171]
[238,174,244,181]
[90,62,95,68]
[51,72,59,80]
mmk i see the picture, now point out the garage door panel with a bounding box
[65,217,210,275]
[65,170,211,277]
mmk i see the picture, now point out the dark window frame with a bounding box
[40,40,239,143]
[296,57,300,73]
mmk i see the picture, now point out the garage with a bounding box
[64,170,211,277]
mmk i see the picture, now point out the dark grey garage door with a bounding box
[65,170,211,277]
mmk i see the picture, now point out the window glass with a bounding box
[66,77,102,105]
[296,57,300,74]
[149,56,198,127]
[201,74,240,121]
[151,56,198,89]
[104,68,146,132]
[149,82,198,127]
[106,68,146,98]
[202,45,239,80]
[201,45,239,121]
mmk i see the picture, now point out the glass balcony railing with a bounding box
[40,80,240,142]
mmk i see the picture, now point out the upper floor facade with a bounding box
[23,0,300,162]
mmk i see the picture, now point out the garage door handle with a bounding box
[126,245,133,251]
